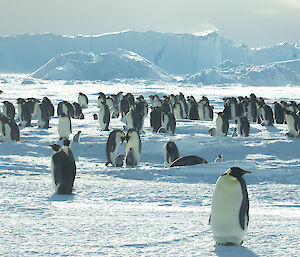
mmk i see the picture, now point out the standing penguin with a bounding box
[173,102,183,120]
[98,102,110,131]
[274,101,285,124]
[162,141,179,167]
[235,116,250,137]
[105,130,125,166]
[216,112,229,136]
[73,131,82,143]
[58,113,72,140]
[285,112,300,137]
[18,99,32,127]
[161,112,176,135]
[50,144,76,195]
[125,129,141,166]
[3,119,19,141]
[2,101,15,120]
[209,167,251,245]
[78,92,88,108]
[150,107,162,133]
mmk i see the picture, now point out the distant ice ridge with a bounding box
[30,49,173,81]
[0,31,221,75]
[181,59,300,86]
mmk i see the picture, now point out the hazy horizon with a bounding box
[1,0,299,48]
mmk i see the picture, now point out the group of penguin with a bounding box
[0,90,297,246]
[209,93,300,137]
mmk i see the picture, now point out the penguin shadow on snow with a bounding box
[47,193,75,202]
[214,245,258,257]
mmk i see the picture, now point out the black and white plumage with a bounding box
[42,97,55,117]
[105,130,125,166]
[58,113,72,140]
[2,101,15,120]
[216,112,229,136]
[78,92,88,108]
[274,101,285,124]
[285,112,300,137]
[50,144,76,195]
[162,141,179,166]
[150,107,162,133]
[73,131,82,143]
[209,167,251,246]
[3,119,19,141]
[98,102,110,131]
[236,116,250,137]
[73,102,84,119]
[169,155,207,167]
[161,112,176,135]
[17,99,32,127]
[125,129,141,166]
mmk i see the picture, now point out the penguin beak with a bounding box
[242,169,251,174]
[121,136,125,143]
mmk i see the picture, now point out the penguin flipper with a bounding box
[238,177,249,230]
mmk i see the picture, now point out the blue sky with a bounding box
[0,0,299,47]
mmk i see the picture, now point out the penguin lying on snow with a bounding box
[209,167,251,246]
[163,140,207,167]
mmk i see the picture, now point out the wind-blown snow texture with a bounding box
[0,76,299,256]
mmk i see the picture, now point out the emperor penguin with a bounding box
[188,103,199,120]
[150,107,162,133]
[0,114,8,140]
[17,99,32,127]
[162,141,179,167]
[235,116,250,137]
[173,102,183,120]
[2,101,15,120]
[105,129,126,166]
[50,144,76,194]
[285,112,300,137]
[97,92,106,107]
[216,112,229,136]
[209,167,251,246]
[78,92,88,108]
[62,139,76,178]
[214,153,223,163]
[42,97,55,117]
[73,131,82,143]
[58,113,72,140]
[98,102,110,131]
[125,129,141,166]
[115,153,125,167]
[161,112,176,135]
[3,119,20,141]
[274,101,285,124]
[38,102,51,128]
[258,104,274,126]
[120,98,130,118]
[72,102,84,119]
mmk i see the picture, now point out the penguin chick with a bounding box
[73,131,82,143]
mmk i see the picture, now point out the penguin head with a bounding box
[50,144,61,152]
[117,130,125,143]
[63,139,71,147]
[225,167,251,179]
[126,128,136,141]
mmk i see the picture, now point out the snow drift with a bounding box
[30,49,172,81]
[182,59,300,86]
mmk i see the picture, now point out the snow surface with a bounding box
[0,75,299,256]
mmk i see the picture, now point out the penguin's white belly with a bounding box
[58,119,71,138]
[173,107,181,120]
[216,117,224,136]
[4,123,11,141]
[210,176,247,245]
[286,116,298,136]
[98,108,106,129]
[125,113,134,129]
[125,139,140,163]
